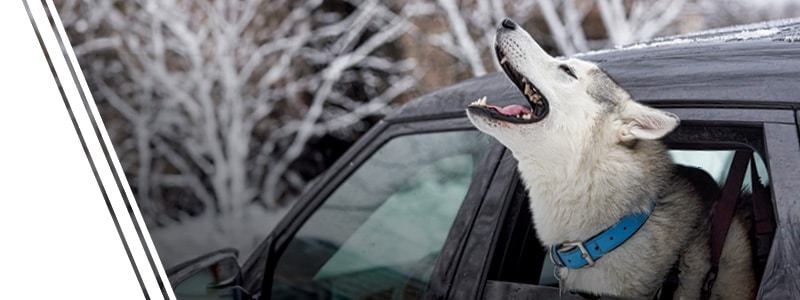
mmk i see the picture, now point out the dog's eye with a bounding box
[559,64,577,79]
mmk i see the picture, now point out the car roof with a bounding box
[388,18,800,122]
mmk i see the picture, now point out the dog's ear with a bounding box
[618,102,680,142]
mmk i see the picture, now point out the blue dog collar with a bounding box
[550,201,656,269]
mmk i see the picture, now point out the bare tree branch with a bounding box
[436,0,487,76]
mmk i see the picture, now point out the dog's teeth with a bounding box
[521,114,531,120]
[529,93,541,104]
[500,56,508,64]
[524,83,533,96]
[471,96,488,106]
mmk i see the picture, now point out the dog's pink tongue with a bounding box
[498,104,531,116]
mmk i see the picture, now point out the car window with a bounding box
[536,149,771,286]
[669,150,770,191]
[271,130,492,299]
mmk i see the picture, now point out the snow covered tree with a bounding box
[55,0,799,267]
[56,0,424,264]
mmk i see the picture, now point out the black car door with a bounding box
[451,107,800,299]
[249,115,519,299]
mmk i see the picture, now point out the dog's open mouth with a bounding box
[467,46,549,124]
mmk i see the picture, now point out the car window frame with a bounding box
[758,120,800,299]
[448,106,799,299]
[429,144,517,299]
[253,115,509,298]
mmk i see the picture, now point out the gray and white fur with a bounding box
[466,19,755,299]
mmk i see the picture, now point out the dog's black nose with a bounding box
[501,18,517,30]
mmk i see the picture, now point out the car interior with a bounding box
[487,123,775,297]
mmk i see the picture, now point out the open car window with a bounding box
[270,130,491,299]
[537,149,771,286]
[670,150,770,192]
[486,122,780,298]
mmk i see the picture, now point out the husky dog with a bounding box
[466,19,755,299]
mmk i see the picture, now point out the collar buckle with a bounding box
[559,241,595,267]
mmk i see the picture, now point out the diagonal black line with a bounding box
[22,0,152,298]
[38,0,173,298]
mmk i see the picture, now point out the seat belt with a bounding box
[700,150,776,299]
[659,151,773,300]
[748,154,774,282]
[700,150,749,299]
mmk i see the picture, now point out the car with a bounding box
[167,19,800,300]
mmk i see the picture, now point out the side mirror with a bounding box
[167,248,251,299]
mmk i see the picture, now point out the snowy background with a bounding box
[53,0,799,268]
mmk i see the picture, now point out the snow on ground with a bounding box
[150,204,293,268]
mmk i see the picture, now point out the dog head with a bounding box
[467,19,679,160]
